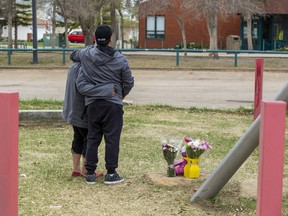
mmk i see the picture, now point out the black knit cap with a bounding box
[95,25,113,46]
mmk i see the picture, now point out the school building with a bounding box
[138,0,288,50]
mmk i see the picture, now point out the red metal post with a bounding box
[256,101,286,216]
[0,92,19,216]
[254,58,263,120]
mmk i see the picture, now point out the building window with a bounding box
[146,16,165,39]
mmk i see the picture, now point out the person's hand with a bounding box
[112,88,115,96]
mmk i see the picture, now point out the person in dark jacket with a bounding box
[62,61,115,178]
[70,25,134,185]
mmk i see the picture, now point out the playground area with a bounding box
[14,104,288,216]
[0,64,287,215]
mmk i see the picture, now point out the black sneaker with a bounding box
[104,172,124,185]
[86,173,96,184]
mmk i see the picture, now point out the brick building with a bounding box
[138,0,240,49]
[139,0,288,50]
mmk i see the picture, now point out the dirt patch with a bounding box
[144,172,210,187]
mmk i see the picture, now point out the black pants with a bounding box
[71,126,88,156]
[85,100,123,175]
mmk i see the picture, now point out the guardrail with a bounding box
[1,47,70,65]
[1,47,288,67]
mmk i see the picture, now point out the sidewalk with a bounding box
[1,67,287,124]
[0,67,287,109]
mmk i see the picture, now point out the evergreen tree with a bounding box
[14,3,31,27]
[13,3,32,47]
[0,0,7,41]
[0,1,31,45]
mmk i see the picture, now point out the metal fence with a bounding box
[1,47,288,67]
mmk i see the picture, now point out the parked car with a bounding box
[68,31,95,43]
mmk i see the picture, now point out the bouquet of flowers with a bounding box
[162,140,181,177]
[183,137,212,159]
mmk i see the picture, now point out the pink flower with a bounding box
[183,137,212,159]
[183,137,192,143]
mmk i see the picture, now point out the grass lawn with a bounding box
[18,102,288,216]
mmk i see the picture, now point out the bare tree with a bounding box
[108,0,127,48]
[125,0,140,17]
[6,0,15,48]
[110,0,117,47]
[47,0,105,47]
[124,0,140,48]
[54,0,77,48]
[185,0,264,56]
[69,0,106,46]
[184,0,231,58]
[38,0,57,47]
[39,0,76,48]
[50,0,56,48]
[228,0,264,50]
[117,8,124,48]
[101,0,131,48]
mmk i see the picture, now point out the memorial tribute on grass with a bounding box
[161,137,212,178]
[182,137,212,179]
[161,139,182,177]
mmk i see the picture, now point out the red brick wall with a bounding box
[139,2,241,49]
[265,0,288,13]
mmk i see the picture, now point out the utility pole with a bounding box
[32,0,38,64]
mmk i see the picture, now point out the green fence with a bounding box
[1,47,288,67]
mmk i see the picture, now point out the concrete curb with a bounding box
[19,100,134,125]
[19,110,65,125]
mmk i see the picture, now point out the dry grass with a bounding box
[18,105,288,216]
[1,50,288,69]
[126,54,288,70]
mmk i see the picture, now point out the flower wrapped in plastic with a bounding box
[183,137,212,159]
[162,140,180,177]
[181,137,212,178]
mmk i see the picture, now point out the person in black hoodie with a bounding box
[62,62,114,178]
[70,25,134,185]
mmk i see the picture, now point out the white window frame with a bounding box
[146,15,165,39]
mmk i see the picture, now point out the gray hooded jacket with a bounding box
[62,62,115,128]
[70,45,134,106]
